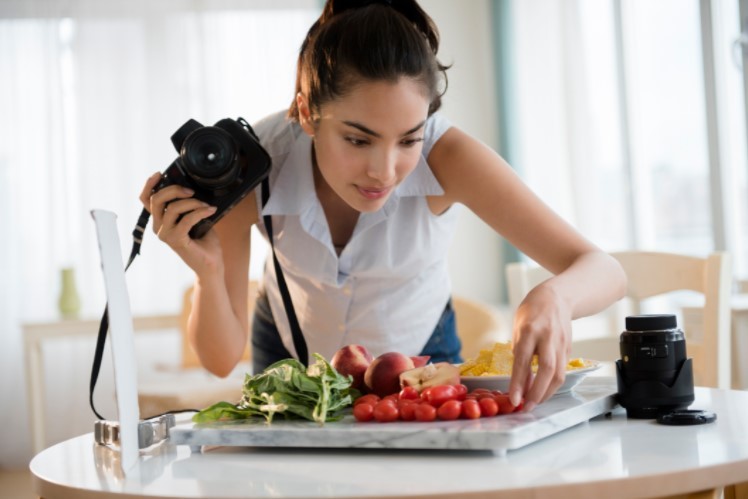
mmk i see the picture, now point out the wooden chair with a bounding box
[505,251,733,388]
[453,295,508,360]
[137,280,257,417]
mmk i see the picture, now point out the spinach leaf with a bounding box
[193,353,358,425]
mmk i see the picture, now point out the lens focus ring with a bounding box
[180,127,239,188]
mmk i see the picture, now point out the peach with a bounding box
[399,362,461,392]
[364,352,415,397]
[331,344,374,390]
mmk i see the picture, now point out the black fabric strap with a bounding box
[261,177,309,366]
[89,209,150,420]
[89,168,310,420]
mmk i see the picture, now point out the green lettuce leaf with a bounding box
[192,353,358,425]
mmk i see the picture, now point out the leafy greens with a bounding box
[192,353,358,425]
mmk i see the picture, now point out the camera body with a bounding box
[616,314,695,418]
[156,117,271,238]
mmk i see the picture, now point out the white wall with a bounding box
[425,0,505,305]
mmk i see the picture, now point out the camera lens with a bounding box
[620,314,687,384]
[616,314,694,418]
[180,127,239,188]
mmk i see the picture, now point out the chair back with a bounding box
[452,296,507,359]
[505,251,732,388]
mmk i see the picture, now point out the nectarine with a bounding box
[364,352,415,397]
[331,344,374,390]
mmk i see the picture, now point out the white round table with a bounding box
[30,383,748,499]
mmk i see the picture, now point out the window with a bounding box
[0,1,319,318]
[508,0,747,279]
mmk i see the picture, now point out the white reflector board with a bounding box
[90,209,140,475]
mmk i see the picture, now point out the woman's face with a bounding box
[299,78,431,213]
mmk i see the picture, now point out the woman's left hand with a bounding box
[507,284,573,412]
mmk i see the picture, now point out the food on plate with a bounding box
[351,383,523,423]
[331,344,374,390]
[399,362,461,392]
[192,354,357,425]
[364,352,416,397]
[459,342,595,377]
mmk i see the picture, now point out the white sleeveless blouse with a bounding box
[252,110,457,360]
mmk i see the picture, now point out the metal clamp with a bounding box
[94,414,176,449]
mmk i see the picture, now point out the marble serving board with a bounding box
[169,377,618,454]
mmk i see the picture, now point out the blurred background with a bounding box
[1,0,747,473]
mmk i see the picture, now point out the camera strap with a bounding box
[237,118,308,362]
[90,209,200,422]
[89,209,150,420]
[88,139,309,421]
[261,177,309,366]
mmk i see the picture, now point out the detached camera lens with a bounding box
[181,127,239,188]
[619,315,686,384]
[616,314,695,418]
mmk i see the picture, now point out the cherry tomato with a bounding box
[397,399,420,409]
[471,388,492,395]
[454,384,468,400]
[353,403,375,422]
[373,400,400,422]
[437,400,462,420]
[399,386,420,400]
[383,394,399,404]
[420,387,434,401]
[478,397,499,417]
[379,397,398,408]
[414,403,437,422]
[354,394,380,407]
[400,402,417,421]
[495,394,517,414]
[461,399,481,419]
[426,385,459,407]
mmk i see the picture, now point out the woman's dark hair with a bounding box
[288,0,450,121]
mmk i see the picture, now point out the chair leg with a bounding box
[725,482,748,499]
[659,489,720,499]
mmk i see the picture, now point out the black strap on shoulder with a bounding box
[261,177,309,366]
[89,209,150,420]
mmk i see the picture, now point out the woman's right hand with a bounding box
[139,172,223,275]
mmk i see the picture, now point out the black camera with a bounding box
[616,314,695,418]
[155,117,271,238]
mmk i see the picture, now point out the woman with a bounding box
[140,0,626,412]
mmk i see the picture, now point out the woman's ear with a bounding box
[296,93,315,136]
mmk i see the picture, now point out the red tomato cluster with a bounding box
[352,384,523,423]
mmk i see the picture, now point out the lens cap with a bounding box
[625,314,677,331]
[656,409,716,426]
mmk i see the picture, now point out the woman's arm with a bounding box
[427,127,627,410]
[140,174,258,377]
[187,192,257,377]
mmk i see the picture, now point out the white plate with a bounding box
[460,361,602,395]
